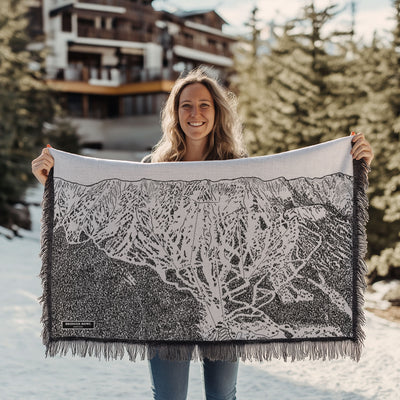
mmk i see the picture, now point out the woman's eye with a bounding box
[201,103,210,108]
[182,104,191,109]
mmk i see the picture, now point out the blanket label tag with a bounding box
[62,321,95,329]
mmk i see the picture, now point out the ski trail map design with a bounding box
[40,137,368,361]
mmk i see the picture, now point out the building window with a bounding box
[132,21,141,31]
[78,17,95,28]
[208,38,217,47]
[183,32,193,43]
[122,96,133,116]
[146,94,153,114]
[67,94,83,117]
[62,12,72,32]
[134,95,144,115]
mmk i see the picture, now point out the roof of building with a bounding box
[172,9,228,25]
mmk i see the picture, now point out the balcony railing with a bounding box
[79,0,154,12]
[77,26,157,43]
[173,36,232,58]
[51,0,154,11]
[54,65,178,85]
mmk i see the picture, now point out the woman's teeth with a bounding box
[189,122,204,126]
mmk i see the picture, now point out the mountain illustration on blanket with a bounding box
[51,174,353,341]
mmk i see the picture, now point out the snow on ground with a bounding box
[0,184,399,400]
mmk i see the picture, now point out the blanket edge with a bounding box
[39,168,54,356]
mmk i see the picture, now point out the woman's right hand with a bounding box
[31,147,54,186]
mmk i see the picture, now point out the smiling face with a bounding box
[178,83,216,148]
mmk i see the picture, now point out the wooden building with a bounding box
[28,0,237,149]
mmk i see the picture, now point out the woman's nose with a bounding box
[191,105,200,116]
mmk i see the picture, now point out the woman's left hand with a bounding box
[351,132,374,166]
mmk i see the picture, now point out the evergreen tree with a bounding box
[0,0,79,230]
[235,2,356,156]
[364,1,400,279]
[232,6,265,154]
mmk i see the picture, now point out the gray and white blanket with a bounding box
[39,136,369,362]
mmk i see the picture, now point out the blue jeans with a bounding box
[149,353,239,400]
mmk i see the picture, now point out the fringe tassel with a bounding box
[350,159,370,361]
[38,168,54,355]
[39,160,369,363]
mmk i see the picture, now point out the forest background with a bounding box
[1,0,400,284]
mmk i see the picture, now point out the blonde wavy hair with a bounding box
[151,67,247,162]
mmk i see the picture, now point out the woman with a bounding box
[32,67,374,399]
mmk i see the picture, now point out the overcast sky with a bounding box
[153,0,395,43]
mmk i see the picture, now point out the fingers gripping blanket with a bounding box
[39,136,369,362]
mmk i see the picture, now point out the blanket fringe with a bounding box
[44,338,363,362]
[38,168,54,353]
[351,159,370,361]
[39,159,369,363]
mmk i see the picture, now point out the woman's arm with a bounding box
[31,147,54,186]
[351,132,374,166]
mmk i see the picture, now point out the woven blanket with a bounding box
[39,136,368,362]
